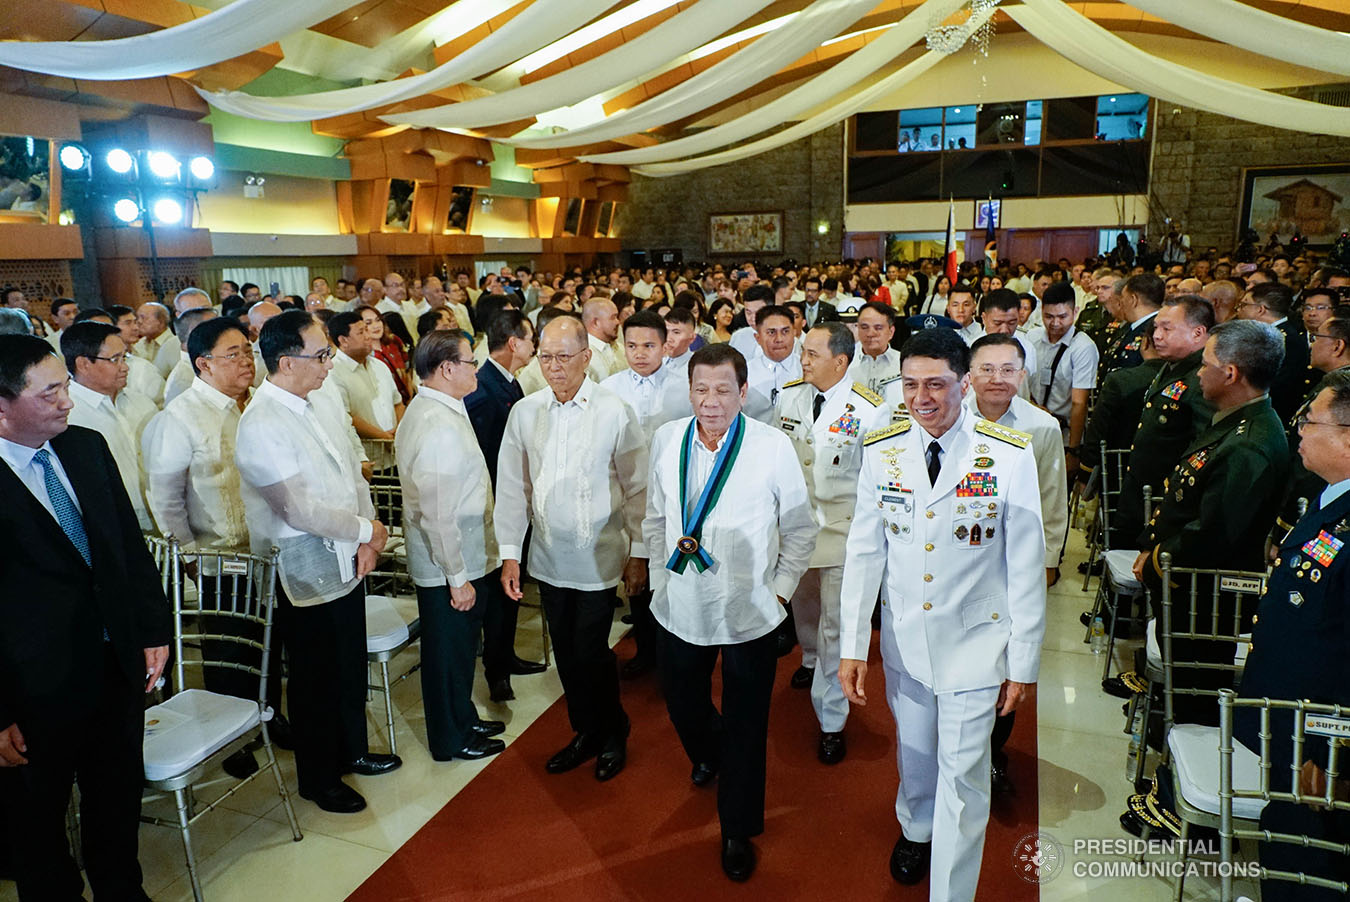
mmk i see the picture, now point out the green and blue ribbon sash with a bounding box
[667,414,745,574]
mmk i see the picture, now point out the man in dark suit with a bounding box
[0,334,172,901]
[1098,272,1163,380]
[464,308,545,702]
[1238,281,1312,421]
[801,276,838,329]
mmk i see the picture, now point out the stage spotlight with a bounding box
[151,197,183,225]
[106,148,135,175]
[147,151,181,181]
[59,144,90,171]
[188,156,215,181]
[113,198,140,223]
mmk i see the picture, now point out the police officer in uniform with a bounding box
[1097,273,1163,380]
[838,329,1046,901]
[1237,371,1350,901]
[775,322,889,764]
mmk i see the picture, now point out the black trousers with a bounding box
[628,588,656,665]
[2,645,149,902]
[537,582,626,741]
[657,622,778,839]
[1259,800,1350,901]
[199,576,285,713]
[417,573,493,757]
[286,583,368,795]
[481,589,521,685]
[991,710,1015,765]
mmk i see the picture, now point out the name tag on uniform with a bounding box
[956,473,998,497]
[779,416,801,434]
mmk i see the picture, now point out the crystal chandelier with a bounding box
[925,0,1002,57]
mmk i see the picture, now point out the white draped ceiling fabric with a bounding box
[1121,0,1350,80]
[501,0,884,150]
[1006,0,1350,139]
[0,0,356,80]
[579,0,969,165]
[197,0,618,122]
[379,0,782,129]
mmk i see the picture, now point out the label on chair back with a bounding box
[1219,575,1263,594]
[1304,714,1350,738]
[221,560,249,575]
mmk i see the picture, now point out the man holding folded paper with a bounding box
[644,343,818,883]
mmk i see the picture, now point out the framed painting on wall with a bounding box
[1239,164,1350,249]
[974,198,1000,230]
[709,211,783,255]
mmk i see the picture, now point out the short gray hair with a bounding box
[1320,369,1350,425]
[1210,320,1284,391]
[0,308,32,336]
[173,287,211,314]
[813,321,856,363]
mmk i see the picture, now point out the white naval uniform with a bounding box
[774,377,889,733]
[848,346,900,394]
[743,347,802,424]
[839,408,1046,902]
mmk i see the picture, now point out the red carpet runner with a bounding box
[349,634,1040,901]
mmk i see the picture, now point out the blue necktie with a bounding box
[33,448,91,566]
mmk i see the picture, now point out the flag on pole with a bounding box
[943,198,958,285]
[984,194,998,274]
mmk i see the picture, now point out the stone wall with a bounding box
[615,123,845,264]
[1150,85,1350,251]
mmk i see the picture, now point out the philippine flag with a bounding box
[942,199,958,285]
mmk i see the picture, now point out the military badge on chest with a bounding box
[956,472,997,497]
[1161,380,1186,401]
[830,403,861,438]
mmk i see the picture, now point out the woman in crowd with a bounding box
[376,311,414,404]
[919,275,950,315]
[709,298,736,343]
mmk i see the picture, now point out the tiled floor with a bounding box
[1,533,1265,901]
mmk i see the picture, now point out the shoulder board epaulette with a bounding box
[851,382,884,407]
[782,378,806,389]
[879,373,903,386]
[975,419,1031,448]
[864,420,911,445]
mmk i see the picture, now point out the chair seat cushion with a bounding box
[1167,723,1267,821]
[144,689,261,782]
[1104,549,1142,589]
[366,594,412,654]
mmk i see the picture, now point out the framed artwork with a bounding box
[709,211,783,255]
[975,198,1001,230]
[1239,164,1350,248]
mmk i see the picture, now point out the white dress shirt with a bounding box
[163,350,195,406]
[966,394,1068,568]
[587,332,622,382]
[125,354,165,406]
[141,378,248,553]
[136,329,181,379]
[67,380,155,530]
[1024,324,1100,421]
[729,326,758,359]
[848,346,900,393]
[0,435,81,522]
[494,378,648,591]
[666,348,694,377]
[631,279,655,300]
[644,416,818,645]
[516,357,549,396]
[743,347,803,424]
[45,329,64,353]
[235,379,375,605]
[957,321,985,346]
[328,349,400,470]
[396,386,499,588]
[601,363,693,444]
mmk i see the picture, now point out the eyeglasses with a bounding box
[201,346,254,362]
[1311,332,1339,342]
[1296,414,1350,432]
[537,352,582,366]
[285,347,335,363]
[1305,305,1334,314]
[91,353,127,365]
[974,365,1023,379]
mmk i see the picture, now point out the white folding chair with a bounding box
[141,538,302,902]
[1218,690,1350,900]
[365,594,421,755]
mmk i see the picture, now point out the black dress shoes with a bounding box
[267,713,294,750]
[721,837,756,881]
[510,656,547,675]
[991,760,1015,795]
[444,734,505,761]
[790,665,814,689]
[222,748,259,780]
[595,741,626,782]
[546,734,598,774]
[691,761,718,787]
[889,835,931,885]
[489,678,515,702]
[344,753,402,776]
[472,720,506,737]
[300,782,367,814]
[817,731,846,765]
[620,656,656,680]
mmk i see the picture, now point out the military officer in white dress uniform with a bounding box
[839,328,1046,901]
[847,302,902,393]
[775,322,889,764]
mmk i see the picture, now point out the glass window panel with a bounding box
[847,155,942,203]
[446,185,474,232]
[1,135,51,223]
[1044,97,1097,141]
[1039,143,1150,195]
[899,107,944,152]
[385,178,415,231]
[854,111,898,152]
[1024,101,1043,146]
[975,102,1027,147]
[1096,93,1148,141]
[1098,229,1142,256]
[942,149,1039,198]
[942,105,976,150]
